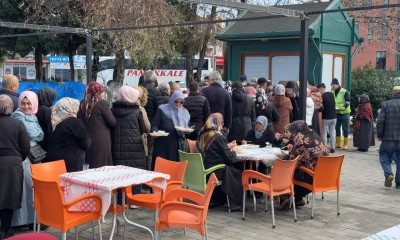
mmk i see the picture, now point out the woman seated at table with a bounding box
[46,97,91,172]
[242,116,275,147]
[277,120,328,209]
[197,113,242,211]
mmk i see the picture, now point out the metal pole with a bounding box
[298,15,309,121]
[85,30,93,83]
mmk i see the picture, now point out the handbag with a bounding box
[178,135,189,153]
[28,144,47,164]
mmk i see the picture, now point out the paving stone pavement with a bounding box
[14,137,400,239]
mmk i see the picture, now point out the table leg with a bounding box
[109,193,118,240]
[122,191,154,240]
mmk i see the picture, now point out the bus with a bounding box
[96,57,214,86]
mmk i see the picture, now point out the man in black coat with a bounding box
[318,83,337,154]
[156,82,170,107]
[184,82,210,140]
[201,71,232,135]
[0,74,19,111]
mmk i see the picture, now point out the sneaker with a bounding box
[385,175,394,187]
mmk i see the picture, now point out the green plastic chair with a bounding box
[178,150,231,212]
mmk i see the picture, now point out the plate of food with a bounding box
[174,126,195,133]
[149,130,169,137]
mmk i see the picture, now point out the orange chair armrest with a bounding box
[298,166,315,177]
[157,201,204,229]
[242,170,271,187]
[64,194,102,212]
[167,181,183,188]
[164,188,204,205]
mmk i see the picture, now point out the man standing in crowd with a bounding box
[318,83,337,153]
[376,86,400,188]
[201,71,232,135]
[331,78,351,150]
[169,81,180,95]
[0,74,19,111]
[143,71,160,169]
[156,82,171,106]
[184,82,210,140]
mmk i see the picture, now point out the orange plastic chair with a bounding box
[32,176,103,240]
[242,157,299,228]
[7,233,57,240]
[187,139,197,153]
[124,157,188,233]
[293,155,344,219]
[31,160,67,233]
[155,173,218,240]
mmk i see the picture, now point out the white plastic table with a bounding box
[59,165,170,240]
[236,147,280,170]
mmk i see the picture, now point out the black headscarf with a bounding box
[37,87,57,107]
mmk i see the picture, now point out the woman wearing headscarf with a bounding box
[11,91,44,228]
[111,86,148,169]
[353,94,375,152]
[305,89,315,126]
[197,113,242,211]
[77,81,116,168]
[0,95,30,239]
[46,97,91,172]
[243,116,275,147]
[151,91,190,168]
[277,121,328,209]
[272,84,293,134]
[35,87,57,152]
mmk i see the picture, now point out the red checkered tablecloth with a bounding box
[59,165,170,215]
[236,147,279,166]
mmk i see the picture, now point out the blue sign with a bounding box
[48,56,69,62]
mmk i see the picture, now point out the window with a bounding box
[354,22,359,36]
[368,23,373,40]
[379,24,388,40]
[376,51,387,70]
[13,66,27,81]
[322,53,345,91]
[54,69,70,81]
[384,0,389,4]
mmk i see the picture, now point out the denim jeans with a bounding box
[379,141,400,184]
[336,114,350,137]
[322,119,337,150]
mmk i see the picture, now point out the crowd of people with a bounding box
[0,69,386,239]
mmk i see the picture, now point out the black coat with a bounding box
[0,89,19,111]
[245,127,275,147]
[183,91,210,131]
[111,101,147,169]
[0,116,30,209]
[46,117,91,172]
[201,83,232,129]
[228,89,256,142]
[202,134,236,170]
[143,83,160,123]
[156,93,170,107]
[36,105,52,151]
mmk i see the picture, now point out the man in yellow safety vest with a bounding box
[331,78,351,150]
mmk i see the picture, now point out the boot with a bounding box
[335,136,342,149]
[343,137,348,150]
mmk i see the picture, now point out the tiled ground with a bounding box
[14,138,400,239]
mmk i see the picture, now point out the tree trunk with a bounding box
[196,6,216,82]
[222,42,228,81]
[34,43,44,82]
[113,48,125,87]
[185,3,197,86]
[68,37,75,81]
[92,50,99,82]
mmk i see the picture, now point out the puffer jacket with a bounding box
[156,92,170,107]
[111,101,147,169]
[227,89,256,142]
[377,94,400,141]
[183,92,210,130]
[143,83,160,123]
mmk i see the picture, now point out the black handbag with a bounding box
[178,135,189,153]
[28,144,47,164]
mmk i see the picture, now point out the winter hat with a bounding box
[331,78,340,85]
[240,75,247,82]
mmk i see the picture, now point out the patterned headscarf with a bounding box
[51,97,80,131]
[285,120,309,136]
[198,113,224,153]
[274,84,285,96]
[117,86,139,103]
[358,94,370,104]
[255,116,268,139]
[0,94,14,116]
[80,81,104,122]
[37,87,57,107]
[18,91,39,115]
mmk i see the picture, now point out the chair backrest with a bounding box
[32,177,65,229]
[154,157,188,183]
[178,150,207,192]
[187,139,197,153]
[313,155,344,190]
[201,173,218,219]
[31,160,67,182]
[270,157,298,192]
[7,233,57,240]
